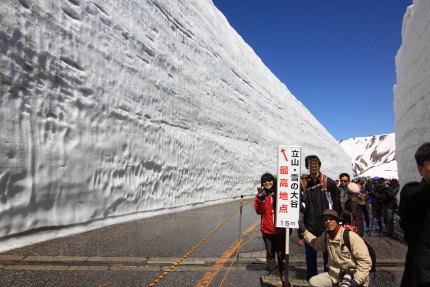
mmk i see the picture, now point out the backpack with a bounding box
[342,229,376,273]
[301,174,328,194]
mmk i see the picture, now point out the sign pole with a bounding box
[283,228,290,287]
[276,146,301,287]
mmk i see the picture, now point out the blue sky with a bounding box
[212,0,413,141]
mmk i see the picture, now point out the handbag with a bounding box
[343,214,358,233]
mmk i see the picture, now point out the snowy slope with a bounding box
[394,0,430,185]
[339,134,398,179]
[0,0,351,250]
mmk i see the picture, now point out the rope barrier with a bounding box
[147,199,253,286]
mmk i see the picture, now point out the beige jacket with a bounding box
[303,226,371,286]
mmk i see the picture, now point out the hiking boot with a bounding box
[264,273,281,285]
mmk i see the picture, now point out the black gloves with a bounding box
[298,219,306,233]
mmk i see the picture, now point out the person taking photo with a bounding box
[299,209,372,287]
[255,173,285,281]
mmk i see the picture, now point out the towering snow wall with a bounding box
[0,0,352,248]
[394,0,430,185]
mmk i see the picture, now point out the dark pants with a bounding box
[305,230,329,280]
[262,232,285,275]
[374,202,383,231]
[383,208,395,235]
[362,204,369,227]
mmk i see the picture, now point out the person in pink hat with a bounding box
[342,182,366,237]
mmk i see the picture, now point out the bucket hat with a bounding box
[319,209,343,221]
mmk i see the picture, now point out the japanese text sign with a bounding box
[276,146,301,228]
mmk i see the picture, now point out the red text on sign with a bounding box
[279,191,289,200]
[279,204,288,213]
[280,166,289,175]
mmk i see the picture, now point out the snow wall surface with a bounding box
[394,0,430,185]
[0,0,352,250]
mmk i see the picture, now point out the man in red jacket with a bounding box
[255,173,285,280]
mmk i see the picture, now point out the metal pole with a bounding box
[283,228,290,287]
[237,195,244,271]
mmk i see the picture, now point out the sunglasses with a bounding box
[322,216,336,222]
[340,180,349,183]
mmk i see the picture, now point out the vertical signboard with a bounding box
[276,146,301,229]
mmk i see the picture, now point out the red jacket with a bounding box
[254,190,286,234]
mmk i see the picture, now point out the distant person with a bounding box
[365,177,376,230]
[300,155,342,280]
[358,180,370,231]
[254,173,285,281]
[381,179,398,238]
[365,176,373,191]
[338,173,351,209]
[298,209,372,287]
[342,183,365,236]
[399,143,430,287]
[372,177,385,234]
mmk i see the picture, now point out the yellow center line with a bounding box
[195,220,260,287]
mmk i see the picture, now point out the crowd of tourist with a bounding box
[336,175,400,239]
[254,142,430,287]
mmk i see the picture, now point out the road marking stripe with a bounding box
[195,220,260,287]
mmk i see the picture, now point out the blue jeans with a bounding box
[305,230,329,280]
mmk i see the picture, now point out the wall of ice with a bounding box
[0,0,352,249]
[394,0,430,185]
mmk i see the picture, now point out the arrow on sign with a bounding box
[280,148,288,162]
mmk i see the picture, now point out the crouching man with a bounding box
[299,209,372,287]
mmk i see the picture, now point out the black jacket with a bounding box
[302,173,342,233]
[399,179,430,287]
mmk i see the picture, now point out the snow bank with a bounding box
[0,0,351,251]
[394,0,430,185]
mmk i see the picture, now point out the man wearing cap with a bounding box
[301,155,342,280]
[299,209,372,287]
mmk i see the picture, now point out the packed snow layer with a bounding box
[394,0,430,185]
[0,0,352,249]
[339,134,397,179]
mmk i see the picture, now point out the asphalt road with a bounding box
[0,200,407,287]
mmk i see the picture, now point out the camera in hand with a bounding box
[258,189,269,201]
[339,268,357,287]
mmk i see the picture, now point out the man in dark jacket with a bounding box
[399,142,430,287]
[301,155,342,280]
[338,172,350,209]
